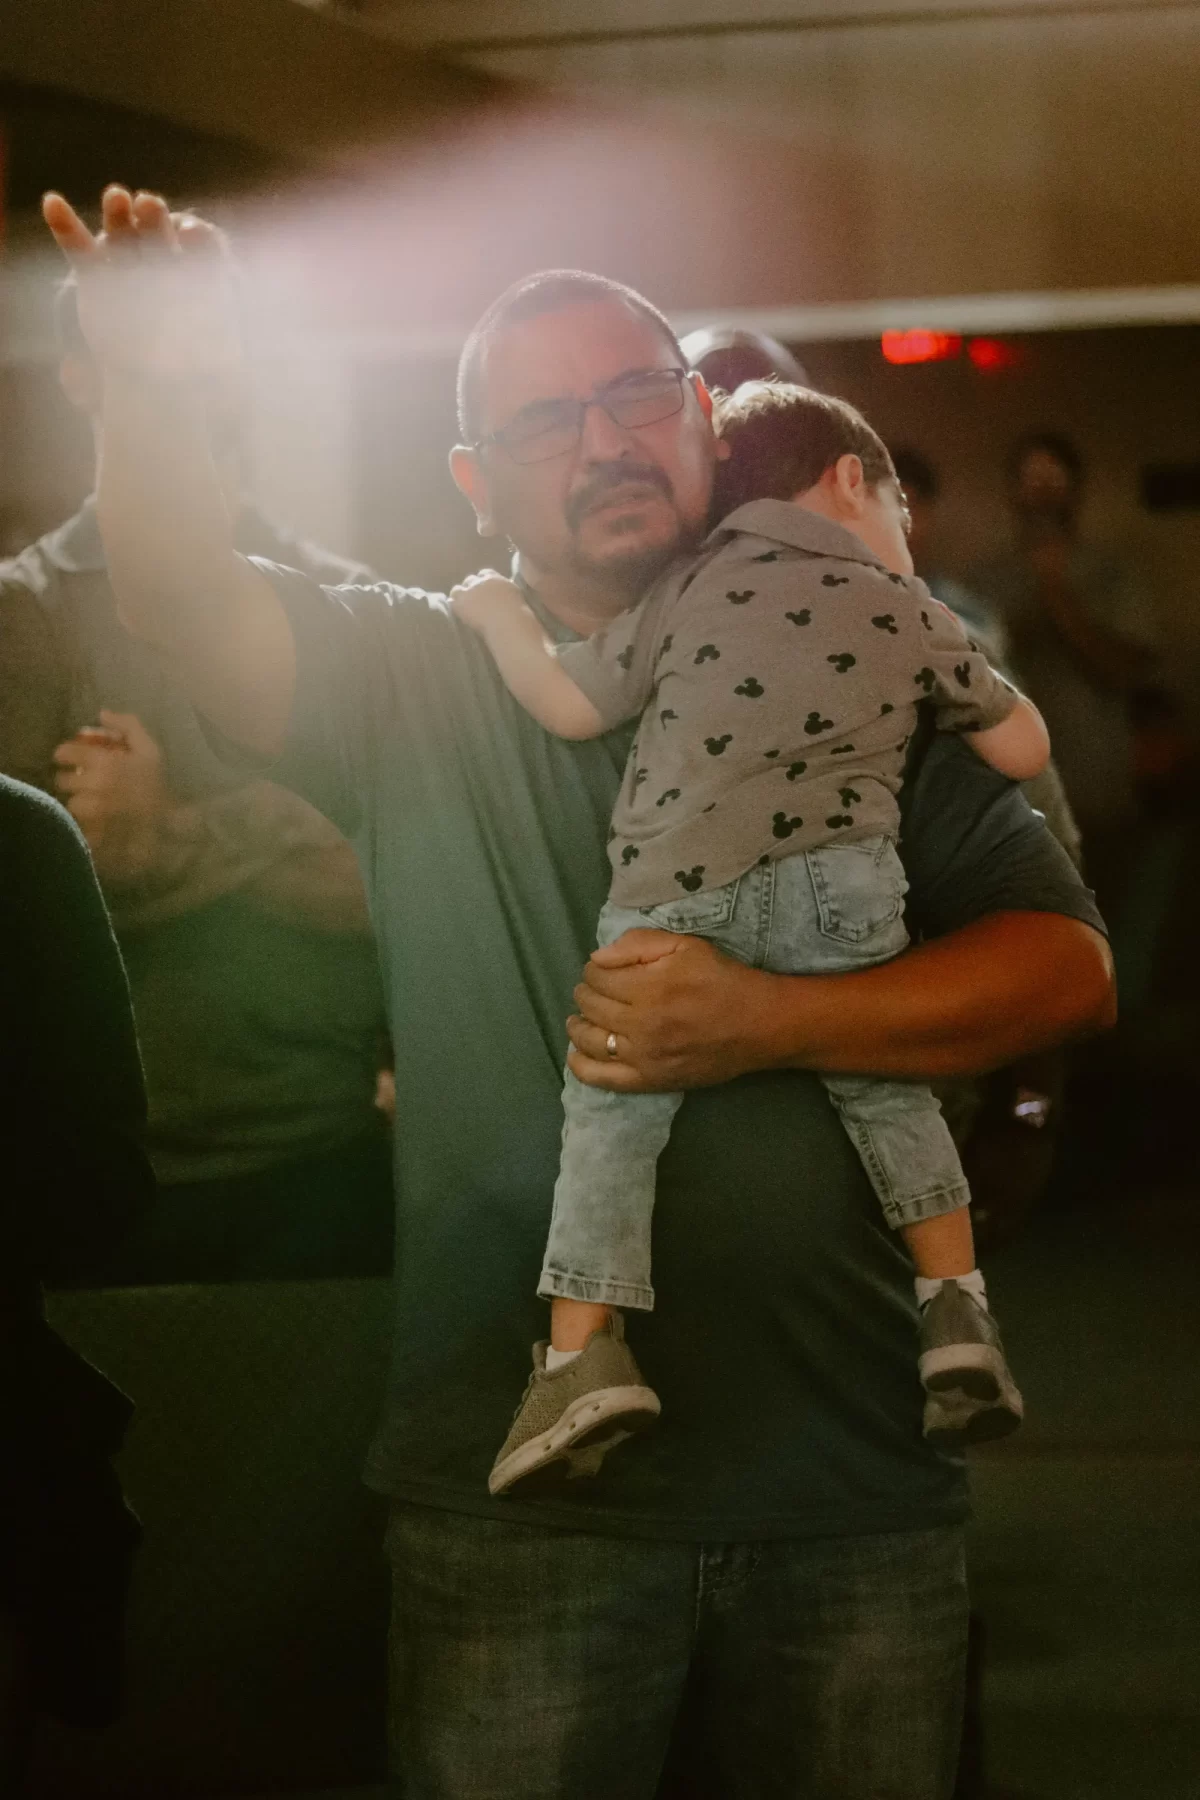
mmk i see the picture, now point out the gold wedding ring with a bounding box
[605,1032,619,1059]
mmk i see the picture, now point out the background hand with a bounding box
[53,710,169,884]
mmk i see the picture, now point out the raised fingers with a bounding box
[42,192,99,263]
[131,190,179,254]
[100,184,140,251]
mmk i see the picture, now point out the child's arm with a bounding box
[907,583,1051,781]
[965,691,1051,782]
[450,572,605,740]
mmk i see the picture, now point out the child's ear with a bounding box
[833,453,868,516]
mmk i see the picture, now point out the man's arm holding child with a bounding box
[570,734,1114,1091]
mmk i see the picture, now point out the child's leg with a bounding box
[901,1202,977,1279]
[491,1069,676,1496]
[764,847,1021,1445]
[539,1066,684,1317]
[550,1296,614,1353]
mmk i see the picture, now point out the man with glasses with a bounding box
[44,188,1113,1800]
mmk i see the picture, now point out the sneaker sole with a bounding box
[920,1341,1008,1399]
[488,1387,661,1496]
[923,1363,1024,1450]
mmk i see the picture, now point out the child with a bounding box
[452,382,1049,1497]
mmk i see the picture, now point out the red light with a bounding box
[881,330,962,366]
[967,337,1028,373]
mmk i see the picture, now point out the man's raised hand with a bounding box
[42,186,241,383]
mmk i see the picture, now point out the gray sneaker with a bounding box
[489,1315,661,1496]
[919,1281,1024,1449]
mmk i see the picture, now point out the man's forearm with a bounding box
[96,372,294,754]
[753,912,1114,1080]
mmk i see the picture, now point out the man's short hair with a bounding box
[891,446,939,505]
[1006,430,1085,486]
[714,381,897,516]
[456,270,685,443]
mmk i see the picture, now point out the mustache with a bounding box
[566,463,673,532]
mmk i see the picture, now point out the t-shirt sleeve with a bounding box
[555,578,674,728]
[224,559,432,839]
[907,581,1018,734]
[899,728,1106,942]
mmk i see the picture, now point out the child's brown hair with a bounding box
[714,380,898,516]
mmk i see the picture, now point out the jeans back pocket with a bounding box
[640,876,741,939]
[805,836,908,947]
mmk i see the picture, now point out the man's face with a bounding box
[463,300,719,602]
[1011,447,1079,531]
[857,479,915,578]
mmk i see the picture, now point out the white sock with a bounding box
[915,1270,988,1311]
[545,1346,583,1372]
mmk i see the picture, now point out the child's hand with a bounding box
[449,570,523,635]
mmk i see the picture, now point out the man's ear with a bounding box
[59,351,101,415]
[691,375,731,462]
[449,445,499,539]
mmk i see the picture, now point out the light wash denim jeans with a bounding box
[540,838,969,1310]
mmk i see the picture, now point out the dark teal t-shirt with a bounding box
[252,563,1104,1541]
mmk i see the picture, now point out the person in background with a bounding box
[891,448,1002,654]
[0,774,155,1792]
[0,264,392,1283]
[892,444,1081,873]
[680,323,810,397]
[970,431,1160,855]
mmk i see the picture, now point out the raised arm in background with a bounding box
[42,187,295,757]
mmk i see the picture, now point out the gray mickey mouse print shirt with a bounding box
[556,498,1017,909]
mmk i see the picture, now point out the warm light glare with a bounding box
[880,329,962,365]
[967,336,1029,372]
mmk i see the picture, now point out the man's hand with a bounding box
[42,187,240,384]
[53,710,168,885]
[568,913,1115,1093]
[566,929,775,1091]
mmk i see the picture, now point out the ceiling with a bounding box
[2,0,1197,334]
[355,0,1200,316]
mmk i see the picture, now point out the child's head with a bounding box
[714,381,913,576]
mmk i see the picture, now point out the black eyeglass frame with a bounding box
[471,366,693,465]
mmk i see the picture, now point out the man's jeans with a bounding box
[541,843,970,1311]
[384,1501,968,1800]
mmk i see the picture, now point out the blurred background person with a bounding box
[969,431,1161,860]
[0,773,155,1794]
[680,322,810,395]
[0,268,393,1284]
[891,446,1002,654]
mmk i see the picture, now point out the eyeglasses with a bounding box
[475,367,690,466]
